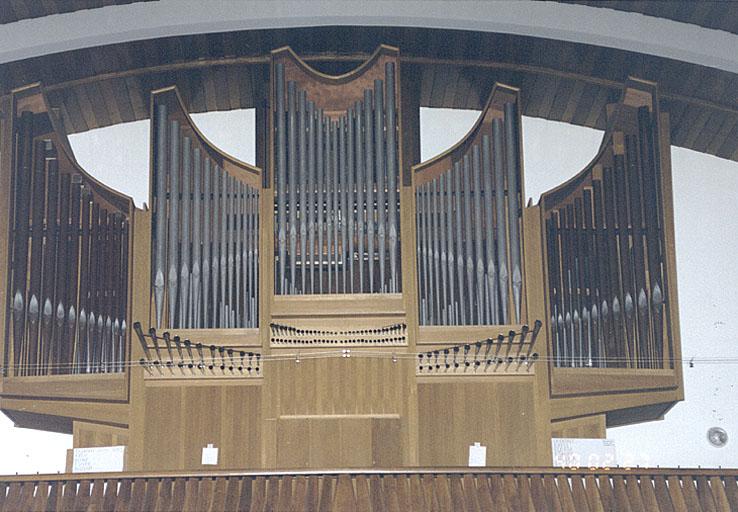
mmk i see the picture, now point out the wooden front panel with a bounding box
[276,415,402,469]
[417,379,539,466]
[141,383,262,471]
[268,357,411,416]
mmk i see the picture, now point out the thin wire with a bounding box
[3,352,738,374]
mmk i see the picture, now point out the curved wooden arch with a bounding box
[270,44,400,115]
[148,85,261,194]
[412,82,520,187]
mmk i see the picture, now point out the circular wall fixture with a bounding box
[707,427,728,448]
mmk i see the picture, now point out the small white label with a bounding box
[202,443,219,465]
[72,446,126,473]
[552,438,617,468]
[468,442,487,467]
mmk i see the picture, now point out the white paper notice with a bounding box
[468,442,487,467]
[72,446,126,473]
[202,443,219,465]
[552,438,617,468]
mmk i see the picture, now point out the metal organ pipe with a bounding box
[505,102,523,324]
[299,91,308,295]
[154,104,168,329]
[385,63,399,293]
[375,79,386,292]
[276,63,287,295]
[192,148,202,329]
[482,134,498,325]
[307,102,316,294]
[179,136,191,329]
[167,120,180,329]
[493,118,509,325]
[361,92,374,293]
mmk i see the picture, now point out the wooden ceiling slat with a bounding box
[706,116,738,156]
[83,82,112,128]
[715,121,738,160]
[584,87,609,128]
[683,108,716,151]
[188,69,207,114]
[123,76,147,120]
[212,66,231,111]
[225,66,241,111]
[691,109,724,154]
[60,88,89,133]
[418,64,434,108]
[109,78,135,123]
[97,80,123,125]
[538,77,563,120]
[558,80,586,124]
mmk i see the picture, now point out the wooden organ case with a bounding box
[0,47,683,471]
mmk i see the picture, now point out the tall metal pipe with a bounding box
[154,103,168,329]
[219,167,227,327]
[453,161,466,324]
[374,79,386,292]
[316,109,324,293]
[235,181,243,326]
[462,155,475,324]
[307,101,316,293]
[385,63,399,293]
[431,178,441,322]
[179,136,191,328]
[492,118,509,324]
[339,116,348,293]
[332,121,340,292]
[504,102,522,323]
[288,81,297,294]
[438,173,449,324]
[472,144,485,324]
[444,172,456,325]
[416,184,425,324]
[167,120,180,328]
[363,90,375,292]
[192,148,202,328]
[325,118,334,293]
[299,90,308,294]
[203,158,212,328]
[482,134,498,324]
[347,108,356,293]
[276,63,287,294]
[227,175,236,327]
[355,102,365,292]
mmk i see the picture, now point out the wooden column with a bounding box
[399,62,421,466]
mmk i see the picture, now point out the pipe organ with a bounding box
[0,49,683,472]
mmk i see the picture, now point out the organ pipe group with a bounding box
[152,100,260,330]
[415,102,524,327]
[544,106,669,369]
[273,61,401,295]
[7,112,130,376]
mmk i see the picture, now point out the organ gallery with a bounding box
[0,44,683,471]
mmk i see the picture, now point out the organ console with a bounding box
[0,51,682,471]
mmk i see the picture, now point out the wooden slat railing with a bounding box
[1,467,736,511]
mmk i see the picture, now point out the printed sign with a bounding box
[72,446,126,473]
[552,438,617,468]
[468,442,487,467]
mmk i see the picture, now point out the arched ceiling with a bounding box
[3,1,737,35]
[1,5,737,163]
